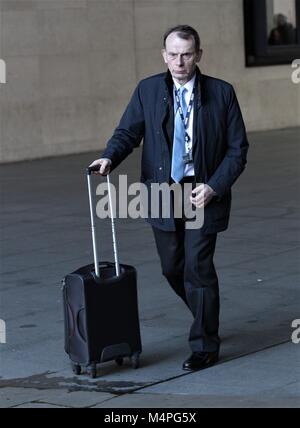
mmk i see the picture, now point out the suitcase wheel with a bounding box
[115,357,124,366]
[72,364,81,376]
[88,364,97,379]
[131,353,140,369]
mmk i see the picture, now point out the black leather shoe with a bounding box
[182,351,219,371]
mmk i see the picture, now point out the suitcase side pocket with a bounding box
[62,280,75,354]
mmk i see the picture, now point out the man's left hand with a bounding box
[190,184,217,208]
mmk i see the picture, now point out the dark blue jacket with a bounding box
[102,67,249,233]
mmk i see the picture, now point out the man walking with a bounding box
[89,25,249,371]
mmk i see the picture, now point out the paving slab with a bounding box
[137,342,300,400]
[92,393,299,409]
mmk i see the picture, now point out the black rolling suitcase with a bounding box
[62,167,142,378]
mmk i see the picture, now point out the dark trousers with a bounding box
[151,178,220,353]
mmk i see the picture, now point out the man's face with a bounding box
[162,32,202,85]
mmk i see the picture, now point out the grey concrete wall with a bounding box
[0,0,299,163]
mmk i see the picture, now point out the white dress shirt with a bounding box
[173,73,196,177]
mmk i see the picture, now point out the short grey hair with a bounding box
[163,25,201,52]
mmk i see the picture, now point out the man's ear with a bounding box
[196,49,203,63]
[161,49,168,64]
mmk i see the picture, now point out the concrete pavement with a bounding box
[0,127,299,408]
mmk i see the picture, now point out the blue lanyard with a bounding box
[174,85,195,143]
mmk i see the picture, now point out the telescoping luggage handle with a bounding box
[86,165,120,278]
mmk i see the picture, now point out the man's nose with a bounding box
[176,55,184,66]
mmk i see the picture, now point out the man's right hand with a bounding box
[89,158,112,175]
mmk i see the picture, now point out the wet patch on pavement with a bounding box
[0,372,150,395]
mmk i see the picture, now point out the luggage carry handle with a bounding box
[86,165,120,278]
